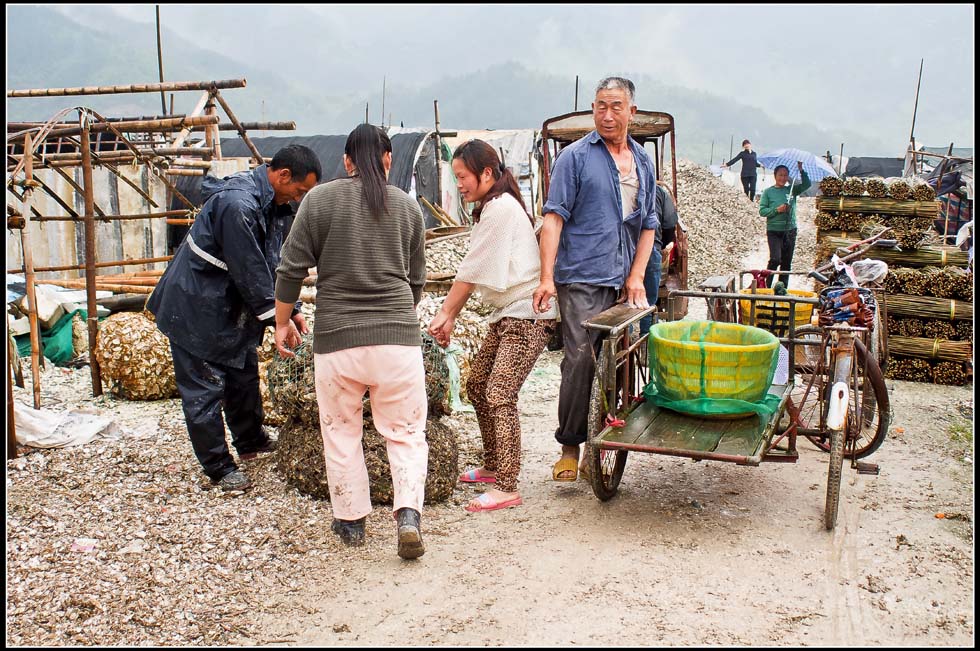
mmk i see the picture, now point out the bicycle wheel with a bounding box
[824,426,844,530]
[795,331,890,459]
[847,337,890,459]
[587,346,628,501]
[788,326,831,449]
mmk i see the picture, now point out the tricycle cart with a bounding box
[582,286,888,530]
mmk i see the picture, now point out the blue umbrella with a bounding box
[757,148,839,183]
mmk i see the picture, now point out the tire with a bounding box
[788,326,830,449]
[794,328,890,460]
[587,346,627,501]
[825,426,844,530]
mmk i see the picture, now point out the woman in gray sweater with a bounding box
[274,124,428,560]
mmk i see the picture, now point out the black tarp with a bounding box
[842,157,904,178]
[168,131,442,251]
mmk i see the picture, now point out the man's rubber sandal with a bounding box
[465,492,523,513]
[552,457,578,482]
[458,468,497,484]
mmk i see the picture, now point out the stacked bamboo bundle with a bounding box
[816,177,973,386]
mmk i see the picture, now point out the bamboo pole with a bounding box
[205,93,222,159]
[44,115,219,139]
[7,79,247,98]
[20,133,43,409]
[9,255,173,275]
[170,91,212,149]
[155,5,167,115]
[212,90,264,165]
[32,278,155,294]
[9,146,212,164]
[185,121,297,132]
[30,210,191,223]
[7,115,188,130]
[165,169,206,176]
[79,117,103,396]
[419,195,455,227]
[7,357,17,460]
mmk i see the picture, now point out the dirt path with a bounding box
[244,363,972,646]
[239,204,972,646]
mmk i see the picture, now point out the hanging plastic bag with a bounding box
[851,259,888,285]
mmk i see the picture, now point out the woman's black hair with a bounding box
[774,164,789,175]
[344,123,392,218]
[742,139,751,146]
[452,139,531,225]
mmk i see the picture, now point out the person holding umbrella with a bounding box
[759,160,809,288]
[722,139,761,200]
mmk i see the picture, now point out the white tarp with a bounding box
[13,403,137,448]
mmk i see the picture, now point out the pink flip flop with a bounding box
[458,468,497,484]
[465,493,523,513]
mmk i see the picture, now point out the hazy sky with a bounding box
[54,4,974,150]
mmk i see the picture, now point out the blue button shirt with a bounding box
[543,130,659,288]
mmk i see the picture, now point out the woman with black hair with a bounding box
[428,139,558,512]
[274,124,429,559]
[723,139,762,200]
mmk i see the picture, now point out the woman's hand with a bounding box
[291,312,309,335]
[427,310,455,347]
[777,203,789,213]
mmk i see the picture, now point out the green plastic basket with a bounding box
[648,320,779,407]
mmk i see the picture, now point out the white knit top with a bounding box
[455,193,558,323]
[620,156,639,219]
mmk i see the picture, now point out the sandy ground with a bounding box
[241,210,974,647]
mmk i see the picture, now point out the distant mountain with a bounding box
[7,6,890,161]
[5,5,348,133]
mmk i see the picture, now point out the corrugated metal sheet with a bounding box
[6,164,168,280]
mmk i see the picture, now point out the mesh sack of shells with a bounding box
[819,176,843,196]
[421,331,451,417]
[842,177,867,197]
[865,177,888,198]
[266,329,452,425]
[887,179,911,201]
[71,312,88,356]
[911,181,937,202]
[266,333,320,426]
[275,416,458,504]
[94,311,178,400]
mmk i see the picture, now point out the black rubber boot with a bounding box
[331,517,366,547]
[395,508,425,559]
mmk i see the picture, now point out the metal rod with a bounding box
[8,79,246,98]
[79,117,102,396]
[433,100,443,210]
[20,133,43,409]
[156,5,167,115]
[729,134,734,161]
[838,143,844,175]
[381,75,386,128]
[574,75,579,111]
[908,58,924,148]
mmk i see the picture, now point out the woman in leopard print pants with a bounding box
[428,140,557,512]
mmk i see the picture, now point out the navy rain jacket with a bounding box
[147,164,297,368]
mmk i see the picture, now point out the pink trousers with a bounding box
[313,345,428,521]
